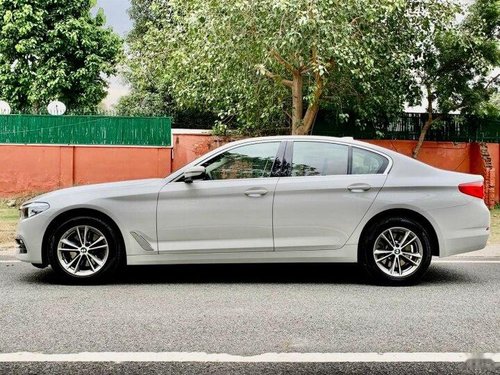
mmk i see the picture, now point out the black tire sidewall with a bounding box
[361,217,432,285]
[48,216,122,283]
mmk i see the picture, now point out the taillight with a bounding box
[458,181,484,199]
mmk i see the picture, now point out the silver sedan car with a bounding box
[16,136,490,284]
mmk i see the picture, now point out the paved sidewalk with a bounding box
[451,243,500,258]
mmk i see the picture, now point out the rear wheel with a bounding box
[360,217,432,285]
[48,216,123,283]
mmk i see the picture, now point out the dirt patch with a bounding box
[489,208,500,245]
[0,193,41,209]
[0,222,16,247]
[0,203,19,249]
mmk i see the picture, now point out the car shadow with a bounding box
[118,263,367,284]
[19,262,476,286]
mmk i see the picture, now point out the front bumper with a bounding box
[15,211,51,264]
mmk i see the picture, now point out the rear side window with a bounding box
[351,147,389,174]
[291,142,349,177]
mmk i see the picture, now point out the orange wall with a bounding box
[171,136,475,175]
[1,135,499,203]
[171,132,234,171]
[0,145,64,195]
[172,133,212,171]
[169,136,497,205]
[0,145,172,196]
[73,147,171,185]
[364,140,471,173]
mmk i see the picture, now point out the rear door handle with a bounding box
[347,183,371,193]
[245,188,268,197]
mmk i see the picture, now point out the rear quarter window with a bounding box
[351,147,389,174]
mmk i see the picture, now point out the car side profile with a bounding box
[16,136,490,284]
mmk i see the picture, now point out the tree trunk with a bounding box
[412,88,434,159]
[301,102,319,134]
[291,73,303,135]
[412,116,434,159]
[292,72,323,135]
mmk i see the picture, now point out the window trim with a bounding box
[285,140,393,177]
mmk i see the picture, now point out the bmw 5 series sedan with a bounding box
[16,136,490,284]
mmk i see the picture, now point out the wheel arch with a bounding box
[41,208,126,267]
[358,208,440,258]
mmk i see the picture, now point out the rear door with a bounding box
[273,141,390,251]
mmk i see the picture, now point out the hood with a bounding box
[27,178,165,203]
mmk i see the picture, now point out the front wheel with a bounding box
[48,216,123,283]
[360,217,432,285]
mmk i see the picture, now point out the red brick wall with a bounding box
[470,143,496,208]
[486,143,500,203]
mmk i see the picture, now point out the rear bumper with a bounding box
[430,200,490,257]
[441,228,489,257]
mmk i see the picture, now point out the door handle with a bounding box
[347,183,372,193]
[244,188,268,197]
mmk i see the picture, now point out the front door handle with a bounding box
[347,183,372,193]
[245,188,268,197]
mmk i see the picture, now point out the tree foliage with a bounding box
[135,0,424,135]
[0,0,122,113]
[117,0,173,117]
[120,0,498,138]
[409,0,500,158]
[117,0,219,129]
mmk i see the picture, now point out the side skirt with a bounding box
[126,244,358,265]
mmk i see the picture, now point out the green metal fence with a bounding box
[0,115,172,147]
[313,112,500,143]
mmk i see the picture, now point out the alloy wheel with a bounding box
[373,226,423,278]
[56,225,109,277]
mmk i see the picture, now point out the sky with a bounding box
[96,0,132,36]
[96,0,132,108]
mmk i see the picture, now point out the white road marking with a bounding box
[434,260,500,264]
[0,260,21,263]
[0,352,498,363]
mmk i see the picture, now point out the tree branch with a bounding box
[261,67,293,88]
[485,73,500,90]
[271,49,296,73]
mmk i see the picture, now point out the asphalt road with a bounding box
[0,256,499,374]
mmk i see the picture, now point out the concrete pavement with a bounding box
[0,245,499,374]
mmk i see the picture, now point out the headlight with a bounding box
[20,202,50,219]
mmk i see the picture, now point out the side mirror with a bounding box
[183,166,206,183]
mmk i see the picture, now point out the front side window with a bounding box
[351,147,389,174]
[291,142,349,177]
[202,142,281,180]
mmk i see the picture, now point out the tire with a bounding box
[31,263,47,269]
[47,216,123,283]
[360,217,432,285]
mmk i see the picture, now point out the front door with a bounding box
[157,141,283,253]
